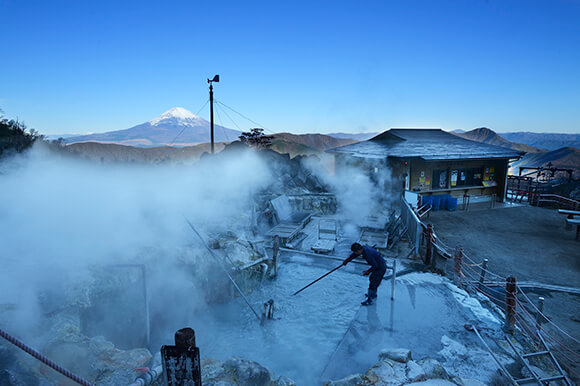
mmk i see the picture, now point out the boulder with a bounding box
[325,373,365,385]
[406,360,427,382]
[274,375,297,385]
[454,378,487,386]
[201,357,294,386]
[202,357,227,380]
[367,358,407,385]
[379,348,412,363]
[225,357,273,385]
[417,358,451,381]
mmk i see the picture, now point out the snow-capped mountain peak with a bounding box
[149,107,206,126]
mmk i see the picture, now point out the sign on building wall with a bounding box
[451,170,458,187]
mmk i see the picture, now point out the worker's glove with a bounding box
[362,269,371,276]
[342,259,348,266]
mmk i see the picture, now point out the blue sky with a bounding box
[1,0,579,135]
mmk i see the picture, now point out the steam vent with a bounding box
[1,130,579,386]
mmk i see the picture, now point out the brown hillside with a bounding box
[272,133,357,151]
[65,141,225,164]
[63,132,348,164]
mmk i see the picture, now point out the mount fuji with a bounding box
[65,107,242,148]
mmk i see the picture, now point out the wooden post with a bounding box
[161,328,202,385]
[391,260,397,300]
[478,259,488,290]
[175,328,196,347]
[566,214,573,231]
[261,302,268,326]
[454,247,464,285]
[273,235,279,277]
[426,224,433,266]
[535,296,545,329]
[505,276,517,333]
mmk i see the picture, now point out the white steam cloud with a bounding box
[0,144,271,338]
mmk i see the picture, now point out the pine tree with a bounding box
[238,128,274,150]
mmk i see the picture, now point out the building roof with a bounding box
[328,128,525,161]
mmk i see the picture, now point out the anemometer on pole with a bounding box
[207,74,219,154]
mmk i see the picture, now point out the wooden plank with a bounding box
[266,223,301,238]
[558,209,580,215]
[311,239,337,253]
[359,229,388,249]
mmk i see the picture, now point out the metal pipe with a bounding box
[209,83,214,154]
[237,257,271,271]
[184,218,261,321]
[465,325,517,385]
[128,364,163,386]
[537,332,573,386]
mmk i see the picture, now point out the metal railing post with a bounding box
[535,296,545,329]
[478,259,489,290]
[415,222,421,257]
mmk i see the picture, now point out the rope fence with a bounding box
[408,197,580,382]
[0,327,94,386]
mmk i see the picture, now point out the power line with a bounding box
[214,100,277,135]
[215,102,243,132]
[169,99,209,146]
[213,102,230,143]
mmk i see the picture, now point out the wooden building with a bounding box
[329,129,524,202]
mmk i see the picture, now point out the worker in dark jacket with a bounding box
[342,243,387,306]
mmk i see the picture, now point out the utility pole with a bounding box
[207,74,219,154]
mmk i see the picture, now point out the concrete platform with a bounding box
[319,272,509,383]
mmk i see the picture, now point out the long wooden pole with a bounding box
[292,265,343,296]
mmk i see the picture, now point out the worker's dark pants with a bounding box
[367,265,387,299]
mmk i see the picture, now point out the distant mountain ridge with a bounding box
[453,127,542,153]
[498,132,580,151]
[63,130,357,163]
[65,107,241,148]
[511,147,580,178]
[452,127,580,178]
[326,132,379,141]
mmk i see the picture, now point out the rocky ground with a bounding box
[427,204,580,382]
